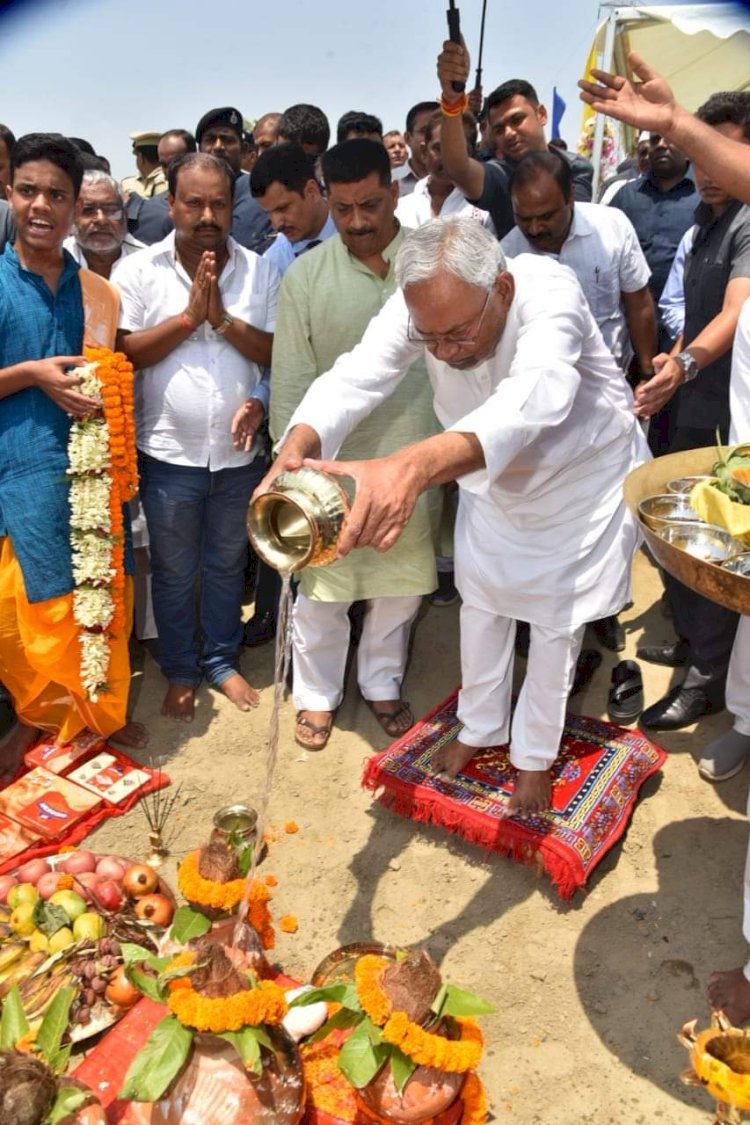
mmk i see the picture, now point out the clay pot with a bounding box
[357,1062,464,1124]
[123,1029,304,1125]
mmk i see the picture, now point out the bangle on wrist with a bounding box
[215,312,234,336]
[439,92,469,117]
[178,312,195,332]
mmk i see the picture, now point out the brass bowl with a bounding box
[657,522,743,563]
[625,448,750,615]
[246,468,354,573]
[311,941,408,987]
[723,553,750,578]
[666,475,714,494]
[638,493,698,530]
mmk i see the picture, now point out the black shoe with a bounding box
[242,611,277,647]
[430,571,460,607]
[635,639,688,667]
[607,660,643,723]
[640,684,724,731]
[569,649,602,698]
[592,615,626,652]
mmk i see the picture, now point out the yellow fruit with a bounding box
[29,930,49,953]
[72,912,106,941]
[47,927,74,954]
[8,884,38,910]
[10,902,36,937]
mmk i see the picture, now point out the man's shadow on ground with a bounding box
[574,815,749,1116]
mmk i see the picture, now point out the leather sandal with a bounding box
[365,699,414,739]
[294,711,334,751]
[607,660,644,723]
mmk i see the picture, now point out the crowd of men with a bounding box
[1,34,750,987]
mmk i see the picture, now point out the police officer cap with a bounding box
[129,131,161,149]
[195,107,244,144]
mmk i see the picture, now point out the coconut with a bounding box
[0,1050,57,1125]
[196,843,241,884]
[189,939,249,999]
[380,950,442,1025]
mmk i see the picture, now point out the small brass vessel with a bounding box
[213,803,258,844]
[247,467,355,573]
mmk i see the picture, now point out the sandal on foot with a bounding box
[294,711,333,751]
[365,699,414,739]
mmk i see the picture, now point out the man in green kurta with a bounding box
[269,140,441,751]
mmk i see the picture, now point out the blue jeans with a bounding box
[138,452,266,687]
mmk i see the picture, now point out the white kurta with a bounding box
[285,254,650,631]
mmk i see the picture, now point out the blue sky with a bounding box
[0,0,605,178]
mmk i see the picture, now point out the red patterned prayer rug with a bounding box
[362,690,666,899]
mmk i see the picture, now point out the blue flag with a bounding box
[552,87,566,140]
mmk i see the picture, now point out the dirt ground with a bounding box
[87,547,748,1125]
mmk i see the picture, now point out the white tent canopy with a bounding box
[587,2,750,194]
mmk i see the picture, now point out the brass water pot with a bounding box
[247,467,355,573]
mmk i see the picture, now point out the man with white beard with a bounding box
[258,217,649,817]
[64,170,143,280]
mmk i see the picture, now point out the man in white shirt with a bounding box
[64,170,144,281]
[260,217,648,816]
[396,110,494,231]
[115,153,280,723]
[250,143,336,277]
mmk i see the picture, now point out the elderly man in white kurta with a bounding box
[262,217,649,816]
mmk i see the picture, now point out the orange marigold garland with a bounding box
[458,1071,488,1125]
[67,347,138,699]
[177,851,276,948]
[381,1012,484,1073]
[354,954,391,1027]
[166,974,288,1033]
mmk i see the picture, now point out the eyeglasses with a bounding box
[80,204,124,219]
[407,286,493,347]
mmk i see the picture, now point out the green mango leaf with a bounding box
[431,983,448,1015]
[390,1046,417,1094]
[47,1086,89,1125]
[0,983,30,1049]
[119,1016,194,1102]
[218,1027,262,1074]
[160,959,204,984]
[238,844,255,877]
[438,983,496,1018]
[47,1042,72,1076]
[337,1021,389,1089]
[35,985,74,1067]
[365,1017,384,1046]
[288,982,360,1010]
[307,1005,362,1045]
[254,1025,273,1050]
[33,901,70,938]
[126,964,166,1004]
[120,942,157,965]
[169,905,211,944]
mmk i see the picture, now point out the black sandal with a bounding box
[365,699,414,738]
[607,660,644,723]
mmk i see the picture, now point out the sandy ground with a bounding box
[85,548,749,1125]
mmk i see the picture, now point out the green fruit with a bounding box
[10,902,36,937]
[72,912,106,942]
[49,890,87,922]
[7,883,39,910]
[29,930,49,953]
[47,927,74,953]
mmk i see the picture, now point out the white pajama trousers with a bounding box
[725,616,750,980]
[457,604,585,773]
[292,593,422,711]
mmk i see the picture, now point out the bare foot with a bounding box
[109,721,149,750]
[501,768,552,819]
[0,723,40,781]
[217,673,260,712]
[708,968,750,1025]
[431,737,478,780]
[162,683,196,723]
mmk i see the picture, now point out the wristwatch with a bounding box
[676,349,699,383]
[215,312,234,336]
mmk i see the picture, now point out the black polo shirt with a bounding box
[470,146,594,239]
[609,172,696,302]
[673,199,750,433]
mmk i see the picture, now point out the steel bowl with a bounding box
[657,522,743,563]
[722,552,750,578]
[625,448,750,615]
[666,474,715,495]
[638,493,699,530]
[311,941,408,987]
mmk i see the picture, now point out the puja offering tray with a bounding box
[625,448,750,616]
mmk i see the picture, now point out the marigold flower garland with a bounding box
[177,850,276,949]
[164,951,287,1033]
[67,347,137,700]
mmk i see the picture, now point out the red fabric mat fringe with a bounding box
[362,689,666,899]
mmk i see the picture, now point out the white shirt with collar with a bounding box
[262,213,337,277]
[396,177,495,232]
[63,232,145,279]
[115,231,280,471]
[501,202,650,370]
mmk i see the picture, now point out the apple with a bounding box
[92,879,124,912]
[48,926,74,953]
[10,902,36,937]
[0,875,17,904]
[15,858,51,886]
[96,857,125,883]
[61,850,97,875]
[49,890,87,923]
[8,883,38,910]
[37,872,64,900]
[122,864,158,898]
[71,872,99,902]
[134,893,174,927]
[73,911,107,942]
